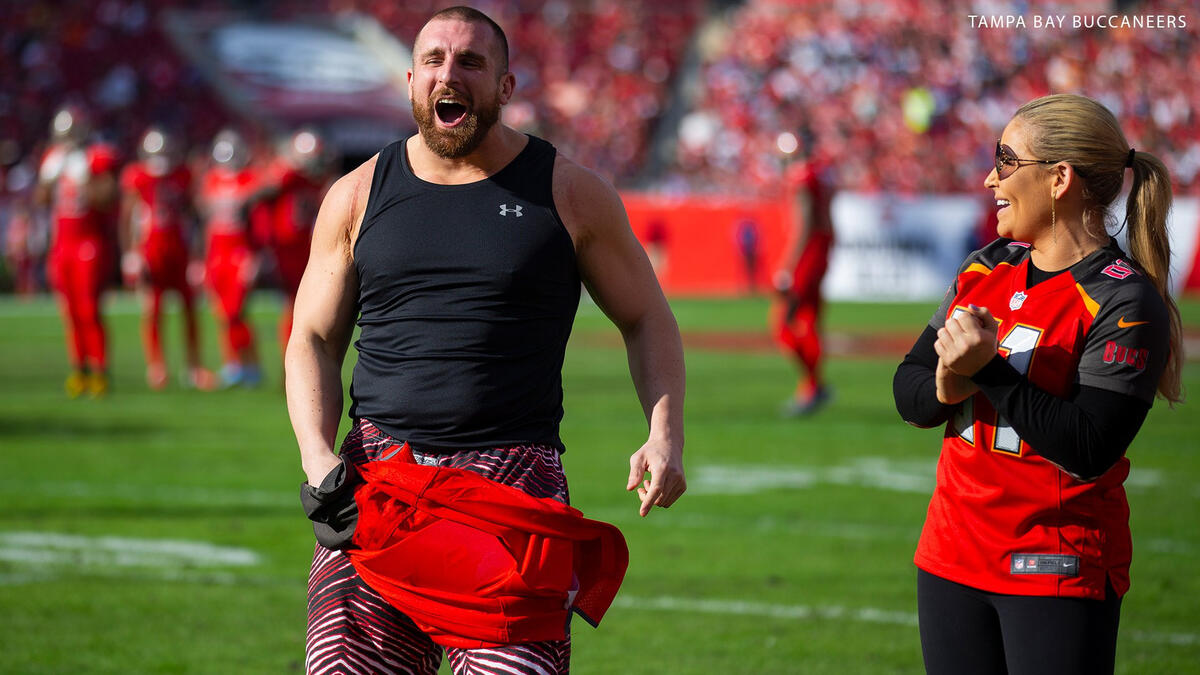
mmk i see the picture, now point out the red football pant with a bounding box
[205,233,256,362]
[140,231,201,367]
[774,299,823,394]
[774,230,832,396]
[49,235,110,371]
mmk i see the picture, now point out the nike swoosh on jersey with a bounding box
[1117,316,1150,328]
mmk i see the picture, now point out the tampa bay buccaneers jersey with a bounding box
[39,142,120,238]
[120,162,192,239]
[198,166,260,236]
[267,160,326,247]
[915,238,1169,600]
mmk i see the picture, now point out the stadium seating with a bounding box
[666,0,1200,194]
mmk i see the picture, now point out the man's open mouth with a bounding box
[435,98,468,126]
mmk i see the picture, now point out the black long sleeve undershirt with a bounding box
[893,326,957,429]
[892,325,1151,481]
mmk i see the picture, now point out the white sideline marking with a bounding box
[1144,538,1200,556]
[613,595,917,626]
[0,480,293,507]
[690,459,1164,496]
[689,458,935,495]
[1125,468,1165,490]
[0,532,261,568]
[1127,630,1200,647]
[615,595,1200,646]
[591,508,916,541]
[0,565,290,588]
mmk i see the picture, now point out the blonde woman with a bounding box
[893,94,1183,674]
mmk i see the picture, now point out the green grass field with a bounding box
[0,292,1197,674]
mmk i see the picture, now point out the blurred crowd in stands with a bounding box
[335,0,702,181]
[668,0,1200,194]
[2,0,1199,294]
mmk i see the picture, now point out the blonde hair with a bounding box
[1015,94,1183,404]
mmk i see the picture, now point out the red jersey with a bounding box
[267,161,326,247]
[347,449,628,649]
[120,162,192,242]
[916,239,1170,600]
[198,166,260,237]
[39,142,120,239]
[783,159,834,238]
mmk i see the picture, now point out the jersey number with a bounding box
[950,308,1044,455]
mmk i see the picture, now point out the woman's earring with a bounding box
[1051,190,1057,245]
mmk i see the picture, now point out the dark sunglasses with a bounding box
[994,141,1058,180]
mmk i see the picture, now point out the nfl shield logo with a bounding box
[1009,291,1028,310]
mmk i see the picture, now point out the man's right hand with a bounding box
[303,451,343,487]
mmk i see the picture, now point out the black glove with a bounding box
[300,459,362,550]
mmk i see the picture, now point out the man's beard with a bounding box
[412,88,502,159]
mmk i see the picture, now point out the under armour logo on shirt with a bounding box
[499,203,523,217]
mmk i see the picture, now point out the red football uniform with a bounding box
[120,162,193,291]
[774,160,835,408]
[198,166,261,360]
[916,239,1169,600]
[267,160,325,295]
[41,142,120,373]
[781,160,834,286]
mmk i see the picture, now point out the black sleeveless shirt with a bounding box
[348,135,580,451]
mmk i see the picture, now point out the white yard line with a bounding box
[590,508,917,541]
[0,531,261,568]
[0,479,293,507]
[613,594,917,626]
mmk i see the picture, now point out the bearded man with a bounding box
[285,7,686,674]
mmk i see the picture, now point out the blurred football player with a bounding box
[119,127,217,390]
[772,147,835,416]
[257,128,332,355]
[34,104,120,397]
[197,128,264,387]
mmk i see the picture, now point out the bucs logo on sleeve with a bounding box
[1102,341,1149,371]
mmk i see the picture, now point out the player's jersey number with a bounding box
[948,307,1044,455]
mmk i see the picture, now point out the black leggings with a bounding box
[917,569,1122,675]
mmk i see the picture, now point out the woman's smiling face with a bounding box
[986,118,1055,244]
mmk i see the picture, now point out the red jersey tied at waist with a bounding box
[302,443,629,649]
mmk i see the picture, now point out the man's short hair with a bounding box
[421,6,510,74]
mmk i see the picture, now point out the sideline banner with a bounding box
[825,193,982,301]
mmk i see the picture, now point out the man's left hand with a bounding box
[627,439,686,517]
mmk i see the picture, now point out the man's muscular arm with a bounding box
[285,158,373,486]
[554,157,686,517]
